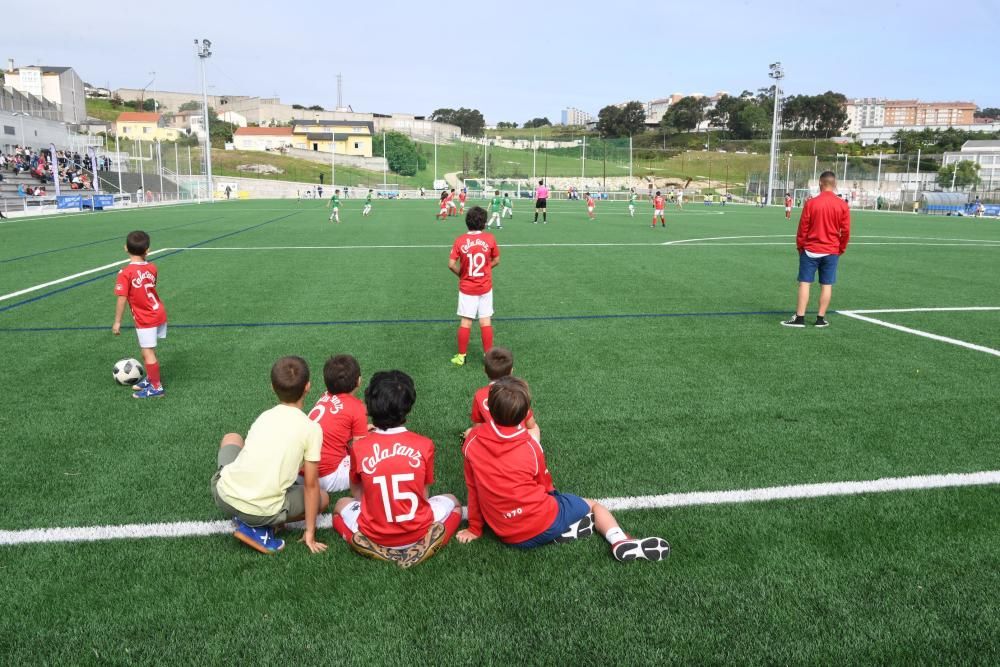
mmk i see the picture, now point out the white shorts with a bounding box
[135,323,167,349]
[502,207,512,216]
[629,203,635,209]
[490,211,500,220]
[339,494,457,539]
[447,201,457,209]
[297,455,351,493]
[458,290,494,319]
[439,207,448,215]
[785,207,792,213]
[587,206,594,213]
[654,209,664,216]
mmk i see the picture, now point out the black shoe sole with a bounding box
[552,512,594,544]
[613,537,671,562]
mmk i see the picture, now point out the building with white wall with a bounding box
[4,62,86,123]
[942,140,1000,189]
[561,107,593,126]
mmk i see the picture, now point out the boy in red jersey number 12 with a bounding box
[448,206,500,367]
[112,230,167,399]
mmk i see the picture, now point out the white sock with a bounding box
[605,526,627,545]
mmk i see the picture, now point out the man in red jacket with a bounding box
[782,171,851,328]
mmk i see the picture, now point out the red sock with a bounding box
[332,515,354,542]
[480,325,493,352]
[441,509,462,545]
[457,327,471,354]
[146,361,161,388]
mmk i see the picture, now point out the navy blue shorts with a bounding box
[511,492,591,549]
[797,252,839,285]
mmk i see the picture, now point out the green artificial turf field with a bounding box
[1,198,999,664]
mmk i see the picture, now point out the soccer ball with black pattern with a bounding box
[113,358,145,386]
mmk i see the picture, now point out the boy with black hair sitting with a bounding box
[332,370,462,568]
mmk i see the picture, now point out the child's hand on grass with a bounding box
[300,531,328,554]
[456,529,479,544]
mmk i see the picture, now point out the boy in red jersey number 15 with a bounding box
[112,230,167,399]
[448,206,500,367]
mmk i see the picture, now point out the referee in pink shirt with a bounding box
[781,171,851,328]
[533,180,549,224]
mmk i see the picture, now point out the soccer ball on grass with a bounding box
[113,358,145,386]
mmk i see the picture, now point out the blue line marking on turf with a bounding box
[0,211,301,315]
[0,215,223,264]
[0,309,788,333]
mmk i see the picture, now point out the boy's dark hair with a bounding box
[365,370,416,430]
[484,346,514,380]
[466,206,487,231]
[656,190,661,195]
[271,355,310,403]
[126,230,151,255]
[488,376,531,427]
[323,354,361,395]
[495,189,500,195]
[538,180,544,185]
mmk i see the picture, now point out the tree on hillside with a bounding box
[660,96,707,133]
[179,100,201,112]
[308,104,325,111]
[974,107,1000,120]
[497,121,519,129]
[431,107,486,136]
[596,102,645,137]
[523,117,552,129]
[373,131,425,176]
[781,92,847,137]
[937,160,980,189]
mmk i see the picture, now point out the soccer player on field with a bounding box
[488,189,503,229]
[448,206,499,366]
[327,189,341,223]
[332,371,461,567]
[501,192,513,219]
[781,171,851,329]
[651,190,666,228]
[112,230,167,399]
[437,190,449,220]
[363,189,374,216]
[585,192,596,220]
[458,189,467,214]
[457,376,671,562]
[784,192,793,219]
[303,354,369,493]
[628,188,638,217]
[211,356,328,555]
[463,346,538,440]
[447,188,458,216]
[676,189,684,209]
[533,180,549,224]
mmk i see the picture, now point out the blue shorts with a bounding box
[797,252,839,285]
[511,492,591,549]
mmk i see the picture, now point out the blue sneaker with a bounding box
[131,377,151,392]
[233,519,285,554]
[132,384,164,399]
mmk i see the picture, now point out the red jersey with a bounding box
[462,420,557,544]
[307,392,368,477]
[586,197,595,207]
[446,192,455,203]
[471,382,534,427]
[459,192,467,203]
[796,191,851,255]
[114,261,166,328]
[785,196,793,208]
[653,195,665,209]
[350,427,436,547]
[450,231,499,296]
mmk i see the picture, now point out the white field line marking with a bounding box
[839,311,1000,357]
[669,242,1000,247]
[0,248,171,303]
[2,471,1000,547]
[845,307,1000,315]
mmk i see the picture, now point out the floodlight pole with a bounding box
[195,39,214,202]
[581,135,586,178]
[114,132,123,194]
[876,151,883,196]
[532,135,536,182]
[433,131,438,184]
[383,131,387,189]
[628,135,633,184]
[765,62,784,206]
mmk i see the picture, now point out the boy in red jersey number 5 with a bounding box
[112,230,167,399]
[448,206,499,367]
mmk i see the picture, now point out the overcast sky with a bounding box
[8,0,999,122]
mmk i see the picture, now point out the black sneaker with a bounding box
[612,536,671,562]
[814,316,830,328]
[553,512,594,544]
[781,315,806,328]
